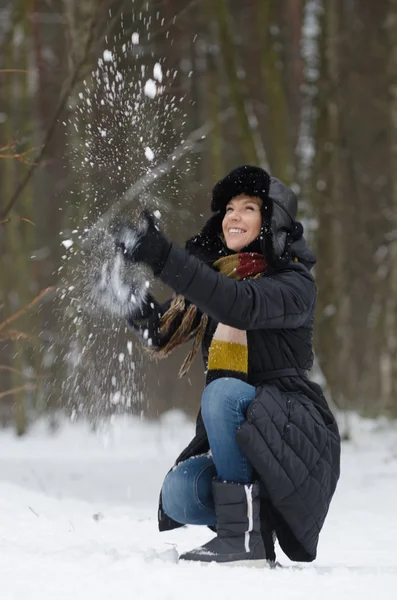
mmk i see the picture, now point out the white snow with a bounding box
[102,50,113,62]
[131,32,139,45]
[1,413,396,600]
[61,239,73,250]
[145,146,155,161]
[144,79,157,99]
[153,63,163,83]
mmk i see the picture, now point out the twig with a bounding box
[0,329,31,341]
[0,365,48,379]
[0,69,30,73]
[0,287,55,332]
[0,217,35,226]
[29,506,39,518]
[0,140,22,152]
[20,218,35,226]
[0,384,37,400]
[0,140,41,164]
[0,13,99,219]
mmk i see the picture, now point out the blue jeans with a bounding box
[161,378,256,526]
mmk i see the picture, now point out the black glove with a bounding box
[115,210,172,276]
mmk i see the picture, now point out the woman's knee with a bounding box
[201,379,229,421]
[161,467,186,523]
[161,457,215,524]
[201,378,251,424]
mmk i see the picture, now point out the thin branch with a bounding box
[20,218,35,226]
[0,12,100,219]
[0,384,37,401]
[0,139,23,152]
[0,287,55,332]
[0,145,41,165]
[0,69,30,73]
[0,365,48,379]
[0,329,31,341]
[0,217,35,226]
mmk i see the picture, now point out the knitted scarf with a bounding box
[151,252,267,381]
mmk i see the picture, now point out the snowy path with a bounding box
[1,414,396,600]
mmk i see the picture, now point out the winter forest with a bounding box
[0,1,397,599]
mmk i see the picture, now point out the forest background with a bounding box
[1,0,396,435]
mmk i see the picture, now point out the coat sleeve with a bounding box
[158,245,316,330]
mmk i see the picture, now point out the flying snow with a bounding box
[144,79,157,99]
[153,63,163,83]
[145,147,155,161]
[103,50,113,62]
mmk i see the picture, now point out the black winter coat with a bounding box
[130,232,341,563]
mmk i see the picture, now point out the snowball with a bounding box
[144,79,157,99]
[153,62,163,82]
[111,391,121,405]
[103,50,113,62]
[131,32,139,44]
[145,146,155,161]
[61,239,73,249]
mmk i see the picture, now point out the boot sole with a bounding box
[179,558,269,569]
[218,559,269,569]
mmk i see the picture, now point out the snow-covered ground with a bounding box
[1,411,396,600]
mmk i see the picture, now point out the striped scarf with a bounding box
[151,252,267,381]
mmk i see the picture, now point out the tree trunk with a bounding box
[213,0,258,164]
[385,0,397,415]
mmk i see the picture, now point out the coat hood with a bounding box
[268,176,316,270]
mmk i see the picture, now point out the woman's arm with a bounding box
[158,245,316,330]
[116,213,315,331]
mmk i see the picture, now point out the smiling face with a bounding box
[222,195,263,252]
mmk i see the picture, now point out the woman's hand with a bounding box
[115,210,172,275]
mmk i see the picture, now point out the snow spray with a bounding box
[56,3,197,422]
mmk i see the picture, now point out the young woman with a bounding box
[116,165,341,567]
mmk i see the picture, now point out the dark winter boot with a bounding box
[179,480,267,567]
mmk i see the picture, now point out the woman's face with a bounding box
[222,195,263,252]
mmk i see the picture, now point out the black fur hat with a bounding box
[211,165,271,213]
